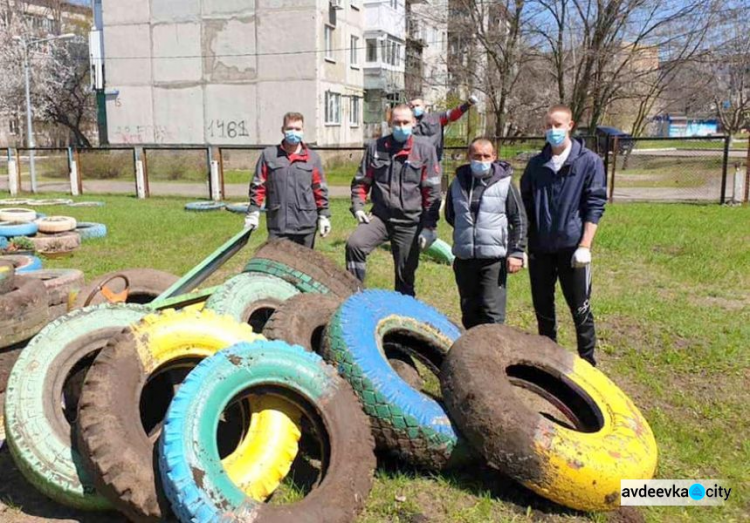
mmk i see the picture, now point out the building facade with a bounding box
[99,0,364,146]
[405,0,448,108]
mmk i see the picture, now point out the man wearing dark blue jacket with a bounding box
[520,105,607,366]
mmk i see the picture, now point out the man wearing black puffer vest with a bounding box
[446,138,527,329]
[521,104,607,366]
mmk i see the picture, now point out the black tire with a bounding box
[0,276,49,349]
[0,260,14,294]
[245,239,362,298]
[72,268,179,308]
[263,293,342,353]
[24,269,84,307]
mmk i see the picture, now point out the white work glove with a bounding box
[468,94,479,105]
[571,247,592,268]
[354,210,370,224]
[244,211,260,231]
[318,215,332,237]
[418,228,438,250]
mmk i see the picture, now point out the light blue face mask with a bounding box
[546,128,567,147]
[413,107,424,118]
[284,130,304,145]
[392,125,413,143]
[470,160,493,178]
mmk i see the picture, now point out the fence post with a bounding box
[603,134,610,182]
[208,147,222,202]
[720,135,730,205]
[68,147,80,196]
[745,137,750,204]
[609,136,618,203]
[7,148,19,196]
[134,147,148,199]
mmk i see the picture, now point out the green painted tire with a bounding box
[3,304,149,510]
[159,341,376,523]
[423,238,455,265]
[205,273,300,333]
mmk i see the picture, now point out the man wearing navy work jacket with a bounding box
[245,112,331,248]
[520,105,607,366]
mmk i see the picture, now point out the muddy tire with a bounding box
[77,309,266,523]
[0,260,14,294]
[28,231,81,254]
[0,276,49,349]
[24,269,84,307]
[263,293,341,353]
[440,324,658,512]
[72,268,179,308]
[3,304,149,510]
[159,341,376,523]
[245,239,362,298]
[206,272,300,333]
[322,290,471,470]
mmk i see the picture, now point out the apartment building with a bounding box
[98,0,364,146]
[405,0,448,108]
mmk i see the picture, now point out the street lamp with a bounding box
[13,33,76,193]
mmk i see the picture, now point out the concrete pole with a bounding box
[21,40,38,193]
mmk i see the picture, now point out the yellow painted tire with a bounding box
[77,309,300,522]
[441,325,657,512]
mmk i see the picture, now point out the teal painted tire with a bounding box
[75,222,107,240]
[185,201,225,212]
[205,273,300,332]
[225,202,250,214]
[322,289,471,469]
[3,304,149,510]
[423,238,455,265]
[159,340,376,523]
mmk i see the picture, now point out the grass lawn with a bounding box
[2,195,749,522]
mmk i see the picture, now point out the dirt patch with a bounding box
[691,294,750,311]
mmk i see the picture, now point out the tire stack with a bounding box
[29,216,81,256]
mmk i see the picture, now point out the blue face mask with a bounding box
[284,130,304,145]
[392,125,412,143]
[413,107,424,118]
[546,128,567,147]
[470,160,493,178]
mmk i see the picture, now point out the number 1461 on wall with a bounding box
[207,120,250,139]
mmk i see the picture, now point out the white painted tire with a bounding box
[36,216,77,233]
[0,208,37,223]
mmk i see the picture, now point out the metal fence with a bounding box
[3,136,749,204]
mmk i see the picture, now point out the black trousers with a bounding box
[345,215,421,296]
[269,231,316,249]
[528,249,597,366]
[453,257,508,329]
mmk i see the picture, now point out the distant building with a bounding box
[405,0,448,108]
[653,115,720,137]
[98,0,364,146]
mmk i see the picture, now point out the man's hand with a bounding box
[354,210,370,224]
[507,256,524,274]
[318,216,332,237]
[468,94,479,105]
[244,211,260,231]
[571,247,592,268]
[418,228,438,250]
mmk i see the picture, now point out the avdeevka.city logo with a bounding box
[620,480,731,506]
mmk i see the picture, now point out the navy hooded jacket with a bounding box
[520,138,607,253]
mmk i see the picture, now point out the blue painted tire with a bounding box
[185,201,225,212]
[1,254,43,273]
[75,222,107,240]
[225,202,250,214]
[0,221,38,238]
[159,340,376,523]
[322,290,471,469]
[0,237,7,250]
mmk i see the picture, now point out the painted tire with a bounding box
[206,273,299,332]
[0,236,8,250]
[263,293,340,353]
[322,289,470,469]
[0,276,49,349]
[441,324,658,511]
[0,220,39,237]
[68,201,104,207]
[36,216,77,233]
[0,198,29,205]
[159,341,376,523]
[28,198,74,206]
[0,260,13,294]
[75,222,107,240]
[225,202,250,214]
[423,238,455,265]
[77,309,279,522]
[185,201,225,212]
[4,304,149,510]
[0,208,37,222]
[244,239,362,298]
[24,269,85,307]
[2,254,43,273]
[72,268,179,308]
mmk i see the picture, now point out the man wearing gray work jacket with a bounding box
[346,104,442,297]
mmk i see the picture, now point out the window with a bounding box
[8,117,19,135]
[325,25,334,61]
[325,91,341,124]
[350,96,360,126]
[350,35,359,67]
[366,39,377,62]
[390,0,398,9]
